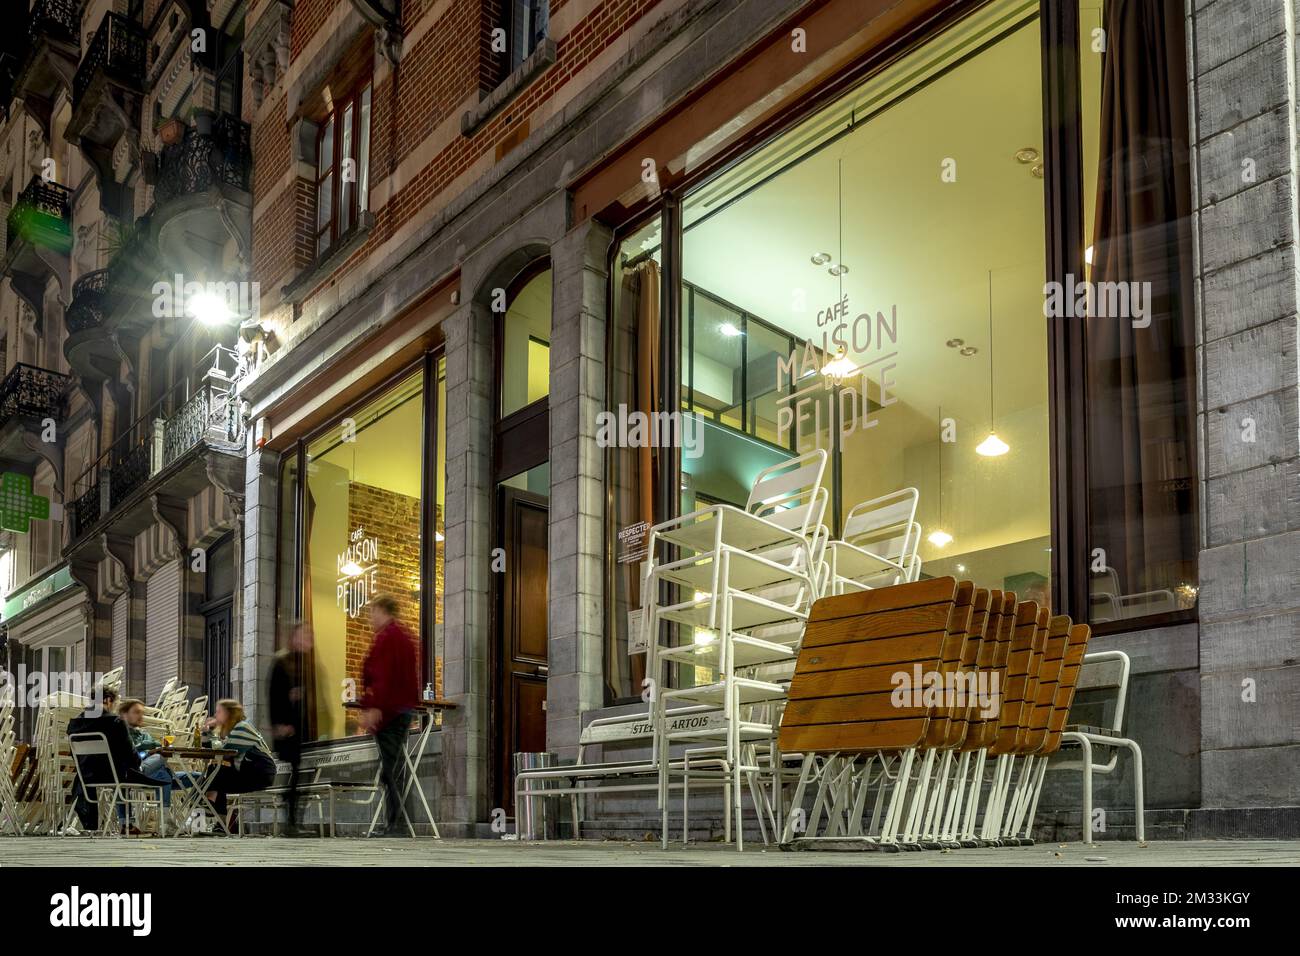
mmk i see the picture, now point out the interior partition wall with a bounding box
[602,0,1197,704]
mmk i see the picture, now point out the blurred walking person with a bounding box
[269,621,315,835]
[359,595,419,836]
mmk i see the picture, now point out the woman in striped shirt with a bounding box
[202,699,277,823]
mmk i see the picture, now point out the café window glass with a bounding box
[285,369,430,740]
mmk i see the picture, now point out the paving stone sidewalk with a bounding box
[0,837,1295,867]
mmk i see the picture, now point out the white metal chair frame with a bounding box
[826,488,920,595]
[1039,649,1145,843]
[69,732,168,837]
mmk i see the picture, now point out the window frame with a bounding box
[313,80,373,259]
[601,0,1199,693]
[274,351,444,744]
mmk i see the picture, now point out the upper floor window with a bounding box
[315,81,372,258]
[509,0,549,71]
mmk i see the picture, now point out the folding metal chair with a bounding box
[69,732,168,837]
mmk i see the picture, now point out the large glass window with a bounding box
[1080,0,1197,624]
[500,267,552,418]
[278,361,444,742]
[681,2,1052,600]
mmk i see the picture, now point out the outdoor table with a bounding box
[345,699,457,837]
[150,746,239,836]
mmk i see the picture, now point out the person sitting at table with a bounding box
[201,698,277,826]
[117,699,180,808]
[67,686,158,833]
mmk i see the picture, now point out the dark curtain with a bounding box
[1086,0,1197,613]
[605,259,660,700]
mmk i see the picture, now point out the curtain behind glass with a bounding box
[1086,0,1196,620]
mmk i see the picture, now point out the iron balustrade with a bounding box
[67,345,244,540]
[155,113,253,204]
[27,0,79,46]
[69,481,100,538]
[72,12,146,110]
[103,214,156,303]
[0,363,70,422]
[5,175,73,254]
[66,269,110,334]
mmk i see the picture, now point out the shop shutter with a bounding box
[144,560,181,705]
[111,594,129,671]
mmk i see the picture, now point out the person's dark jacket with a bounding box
[360,620,419,725]
[67,708,141,785]
[67,706,148,831]
[268,650,306,733]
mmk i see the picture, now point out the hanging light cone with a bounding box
[976,432,1010,457]
[927,529,954,548]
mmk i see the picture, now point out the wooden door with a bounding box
[496,486,549,813]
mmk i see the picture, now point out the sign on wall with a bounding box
[337,526,380,618]
[0,472,49,534]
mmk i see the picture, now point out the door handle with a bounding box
[533,664,549,677]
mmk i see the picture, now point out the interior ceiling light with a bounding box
[1014,146,1040,164]
[821,347,858,382]
[828,264,849,276]
[1031,163,1044,179]
[959,346,978,356]
[929,405,953,549]
[435,531,445,542]
[719,322,742,337]
[977,269,1011,458]
[946,338,964,348]
[338,559,365,578]
[811,253,832,265]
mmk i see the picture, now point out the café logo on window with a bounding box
[776,296,900,450]
[337,526,379,619]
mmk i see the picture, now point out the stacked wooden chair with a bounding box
[778,577,1107,849]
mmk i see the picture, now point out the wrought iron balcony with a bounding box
[27,0,79,46]
[72,12,146,112]
[155,114,253,205]
[69,480,101,540]
[162,382,243,468]
[108,439,151,510]
[66,269,110,334]
[0,363,70,423]
[5,176,73,256]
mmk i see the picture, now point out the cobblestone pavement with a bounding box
[0,837,1295,866]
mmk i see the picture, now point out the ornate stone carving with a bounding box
[246,0,293,108]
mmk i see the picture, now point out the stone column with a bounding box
[240,448,281,727]
[1189,0,1300,809]
[439,302,494,830]
[546,220,612,760]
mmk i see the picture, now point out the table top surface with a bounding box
[149,746,238,760]
[343,699,458,711]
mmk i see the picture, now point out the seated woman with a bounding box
[202,699,277,826]
[117,699,177,810]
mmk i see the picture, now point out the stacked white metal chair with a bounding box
[643,449,828,849]
[826,488,922,595]
[31,689,92,834]
[0,690,23,835]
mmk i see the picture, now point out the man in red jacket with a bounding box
[360,594,420,836]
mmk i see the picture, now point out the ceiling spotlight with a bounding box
[1014,147,1040,164]
[719,322,742,337]
[1031,163,1044,179]
[811,253,832,265]
[928,529,953,548]
[976,432,1011,457]
[956,564,967,573]
[946,338,964,348]
[821,348,858,383]
[959,346,978,356]
[338,559,365,578]
[828,264,849,276]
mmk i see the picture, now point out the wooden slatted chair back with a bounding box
[960,590,1014,751]
[991,600,1039,755]
[1041,623,1093,755]
[922,580,975,748]
[1014,607,1051,753]
[1024,614,1071,753]
[778,577,959,755]
[944,587,992,749]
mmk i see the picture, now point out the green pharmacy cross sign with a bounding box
[0,472,49,533]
